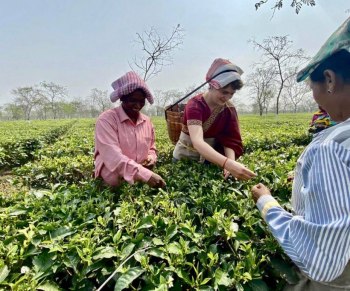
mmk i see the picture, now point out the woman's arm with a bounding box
[143,123,157,167]
[188,124,256,180]
[188,124,226,165]
[251,142,350,282]
[223,147,236,179]
[224,147,236,160]
[95,117,153,184]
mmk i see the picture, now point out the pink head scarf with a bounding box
[110,71,154,104]
[206,58,244,89]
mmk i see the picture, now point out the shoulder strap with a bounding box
[165,69,237,118]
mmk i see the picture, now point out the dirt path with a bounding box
[0,169,27,197]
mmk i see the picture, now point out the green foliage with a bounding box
[0,115,309,290]
[0,120,75,169]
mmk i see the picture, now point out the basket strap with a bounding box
[165,69,238,116]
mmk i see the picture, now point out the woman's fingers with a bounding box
[228,160,257,180]
[148,173,166,188]
[251,183,271,202]
[223,169,230,179]
[142,156,155,167]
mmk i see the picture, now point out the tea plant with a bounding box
[0,114,311,290]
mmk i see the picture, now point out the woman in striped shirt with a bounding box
[251,17,350,290]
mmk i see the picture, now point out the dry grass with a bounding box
[0,170,27,197]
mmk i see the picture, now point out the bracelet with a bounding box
[222,157,229,169]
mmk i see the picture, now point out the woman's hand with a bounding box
[142,155,156,169]
[251,183,271,203]
[223,169,230,179]
[287,171,295,182]
[147,173,166,188]
[225,159,257,181]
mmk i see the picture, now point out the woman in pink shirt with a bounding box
[94,71,166,188]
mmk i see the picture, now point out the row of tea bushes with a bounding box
[0,120,75,169]
[14,119,95,188]
[0,114,311,290]
[0,158,299,290]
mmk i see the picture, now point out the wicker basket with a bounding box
[165,104,185,145]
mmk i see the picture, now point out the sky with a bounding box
[1,0,349,107]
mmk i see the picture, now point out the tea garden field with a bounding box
[0,114,313,290]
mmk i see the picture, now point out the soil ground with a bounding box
[0,169,27,197]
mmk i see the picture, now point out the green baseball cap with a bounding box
[297,17,350,82]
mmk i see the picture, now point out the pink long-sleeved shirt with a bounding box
[94,106,157,186]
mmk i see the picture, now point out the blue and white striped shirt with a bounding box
[257,117,350,282]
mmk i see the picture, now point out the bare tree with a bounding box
[255,0,316,14]
[300,96,318,112]
[247,66,276,116]
[235,102,252,114]
[284,72,311,113]
[12,87,43,120]
[278,93,290,113]
[183,84,203,101]
[153,89,183,116]
[40,81,68,119]
[250,35,307,115]
[130,24,185,81]
[89,88,111,113]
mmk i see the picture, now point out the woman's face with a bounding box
[310,79,329,109]
[309,78,340,120]
[210,85,236,106]
[121,89,146,119]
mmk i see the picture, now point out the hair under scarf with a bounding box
[206,58,244,89]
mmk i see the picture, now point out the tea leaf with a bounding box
[247,279,269,291]
[37,281,62,291]
[0,265,9,283]
[93,247,117,260]
[200,277,212,285]
[165,224,178,241]
[167,242,182,255]
[50,227,75,240]
[148,247,167,259]
[214,269,233,287]
[136,216,154,229]
[9,208,27,216]
[152,237,164,246]
[113,230,122,243]
[33,251,55,273]
[114,267,144,291]
[121,243,135,260]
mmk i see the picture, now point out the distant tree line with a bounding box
[0,76,317,121]
[0,83,112,120]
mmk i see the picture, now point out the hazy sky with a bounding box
[1,0,349,106]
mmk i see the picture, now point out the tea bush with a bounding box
[0,115,312,290]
